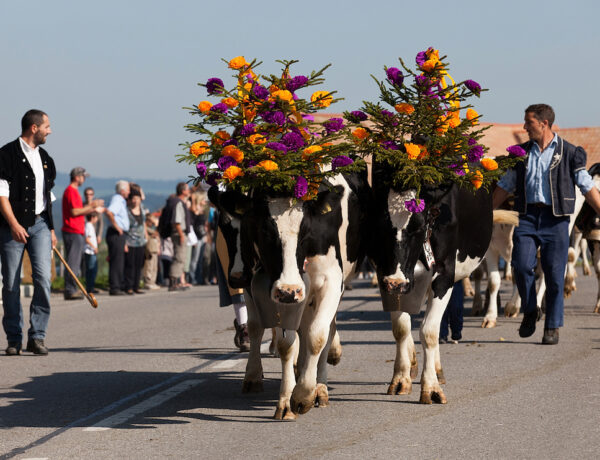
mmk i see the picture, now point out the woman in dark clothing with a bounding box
[124,188,148,294]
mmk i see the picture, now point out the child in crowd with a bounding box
[84,213,99,294]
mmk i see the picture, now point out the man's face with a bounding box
[182,185,190,197]
[121,185,130,198]
[75,175,86,186]
[32,115,51,146]
[85,190,94,202]
[523,112,548,144]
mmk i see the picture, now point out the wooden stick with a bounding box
[53,247,98,308]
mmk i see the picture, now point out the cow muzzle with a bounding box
[273,284,305,304]
[382,276,410,294]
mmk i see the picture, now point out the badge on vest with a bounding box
[423,239,435,269]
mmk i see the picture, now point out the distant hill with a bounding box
[53,173,184,239]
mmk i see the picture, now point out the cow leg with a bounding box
[581,238,591,276]
[274,328,299,420]
[462,277,474,297]
[242,291,265,393]
[504,282,521,318]
[471,265,484,316]
[564,246,579,298]
[387,311,416,395]
[419,289,453,404]
[269,328,278,356]
[589,241,600,314]
[327,320,342,365]
[291,269,343,415]
[482,253,501,328]
[314,320,339,408]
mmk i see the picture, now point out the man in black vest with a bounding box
[0,109,57,355]
[493,104,600,345]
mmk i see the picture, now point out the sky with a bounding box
[1,0,599,181]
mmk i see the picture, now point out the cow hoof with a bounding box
[583,266,592,276]
[481,318,496,328]
[419,387,447,404]
[242,379,264,393]
[387,377,412,395]
[594,306,600,314]
[274,404,297,421]
[315,383,329,407]
[290,387,317,415]
[504,304,519,318]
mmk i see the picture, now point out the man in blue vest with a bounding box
[493,104,600,344]
[0,109,57,355]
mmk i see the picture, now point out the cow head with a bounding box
[248,186,344,305]
[207,186,252,289]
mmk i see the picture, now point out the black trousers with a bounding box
[62,231,85,296]
[124,246,145,291]
[106,227,126,292]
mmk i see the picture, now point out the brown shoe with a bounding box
[542,328,559,345]
[233,319,250,352]
[5,342,21,356]
[26,338,49,355]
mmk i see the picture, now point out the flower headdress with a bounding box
[178,57,364,200]
[345,47,525,211]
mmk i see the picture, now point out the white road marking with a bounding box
[211,358,246,370]
[83,379,204,431]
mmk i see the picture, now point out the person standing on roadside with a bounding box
[84,213,100,293]
[83,186,103,247]
[61,167,104,300]
[124,188,148,294]
[0,109,56,355]
[104,180,130,295]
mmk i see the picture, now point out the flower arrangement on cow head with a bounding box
[178,57,364,201]
[345,47,524,211]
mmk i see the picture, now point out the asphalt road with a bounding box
[1,270,599,460]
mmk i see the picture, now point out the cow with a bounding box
[211,171,370,419]
[369,167,492,404]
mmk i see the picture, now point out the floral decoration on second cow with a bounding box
[179,57,364,200]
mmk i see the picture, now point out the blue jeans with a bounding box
[85,253,98,291]
[440,281,464,340]
[1,214,52,343]
[512,205,570,329]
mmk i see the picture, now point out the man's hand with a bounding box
[124,243,129,253]
[51,230,57,249]
[10,222,29,243]
[115,225,123,235]
[91,199,104,208]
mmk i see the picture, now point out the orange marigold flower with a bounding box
[404,143,421,160]
[244,107,256,122]
[272,90,294,103]
[269,85,280,94]
[421,59,438,72]
[223,166,243,181]
[213,131,231,145]
[221,97,239,109]
[352,127,369,141]
[480,158,498,171]
[466,108,479,125]
[395,103,415,115]
[471,170,483,189]
[198,101,212,113]
[222,145,244,163]
[417,145,429,160]
[437,115,449,133]
[302,145,323,160]
[311,91,333,108]
[248,133,266,145]
[228,56,248,70]
[447,111,461,129]
[257,160,278,171]
[426,48,440,60]
[190,141,209,157]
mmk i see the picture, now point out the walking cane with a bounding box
[53,247,98,308]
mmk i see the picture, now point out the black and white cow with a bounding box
[369,166,492,404]
[210,170,370,419]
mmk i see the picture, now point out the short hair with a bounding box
[116,180,130,193]
[21,109,47,133]
[525,104,555,128]
[176,182,188,195]
[84,187,94,195]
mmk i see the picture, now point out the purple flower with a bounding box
[464,79,481,95]
[196,162,207,178]
[405,198,425,213]
[222,138,238,147]
[302,113,315,122]
[416,51,428,67]
[209,103,228,114]
[206,78,224,95]
[253,85,269,100]
[415,75,431,87]
[381,141,399,150]
[467,144,485,163]
[262,111,286,126]
[294,176,308,199]
[347,110,367,122]
[323,117,345,134]
[331,155,354,170]
[245,159,257,168]
[386,67,404,86]
[380,109,398,126]
[507,144,527,157]
[282,132,304,151]
[239,123,256,137]
[217,156,237,171]
[468,138,477,146]
[265,142,288,153]
[449,163,466,176]
[206,171,221,186]
[287,75,308,92]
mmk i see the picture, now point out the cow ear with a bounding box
[313,185,344,215]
